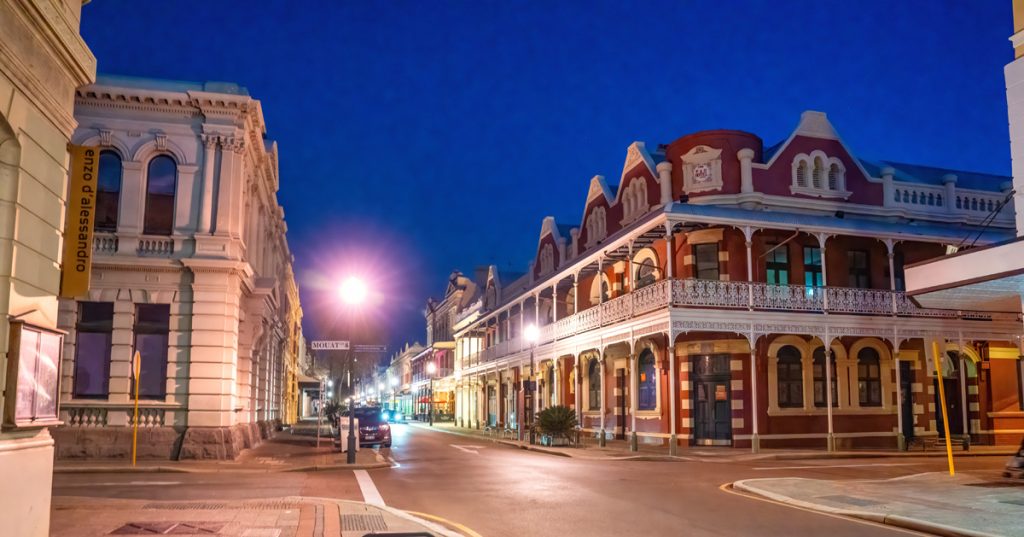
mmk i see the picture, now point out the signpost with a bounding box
[130,350,142,467]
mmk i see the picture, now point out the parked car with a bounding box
[1003,438,1024,479]
[335,407,392,448]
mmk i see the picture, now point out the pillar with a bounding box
[599,355,607,447]
[198,134,218,233]
[943,174,958,214]
[629,351,638,452]
[668,337,678,456]
[881,166,895,208]
[657,161,673,205]
[737,148,755,194]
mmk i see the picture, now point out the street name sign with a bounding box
[311,340,350,350]
[354,344,387,353]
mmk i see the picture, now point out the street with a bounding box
[52,424,1015,536]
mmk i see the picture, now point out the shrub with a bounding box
[536,405,577,439]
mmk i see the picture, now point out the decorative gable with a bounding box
[680,145,723,194]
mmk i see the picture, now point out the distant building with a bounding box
[0,1,96,534]
[53,75,303,460]
[448,111,1023,452]
[385,342,424,418]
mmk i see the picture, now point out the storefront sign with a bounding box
[60,145,97,298]
[312,340,350,350]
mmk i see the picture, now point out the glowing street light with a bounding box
[524,324,540,344]
[378,381,385,392]
[339,276,368,305]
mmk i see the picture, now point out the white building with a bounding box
[0,1,96,535]
[53,75,304,459]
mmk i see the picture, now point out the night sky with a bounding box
[81,0,1014,352]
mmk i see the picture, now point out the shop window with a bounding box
[96,151,122,232]
[766,243,790,285]
[803,247,823,287]
[588,358,601,410]
[637,350,657,410]
[848,250,871,288]
[777,345,803,408]
[73,302,114,398]
[694,243,720,280]
[813,347,837,407]
[133,304,170,398]
[858,347,882,407]
[144,155,176,235]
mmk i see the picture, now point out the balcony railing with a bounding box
[459,278,1017,366]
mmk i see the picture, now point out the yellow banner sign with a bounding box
[60,145,97,298]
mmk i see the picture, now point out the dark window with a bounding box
[637,350,657,410]
[635,258,657,289]
[144,156,176,235]
[694,243,720,280]
[858,347,882,407]
[803,247,823,287]
[776,345,803,408]
[848,250,871,288]
[588,358,601,410]
[893,251,906,292]
[73,302,114,398]
[766,244,790,285]
[96,151,122,232]
[133,304,170,398]
[813,347,838,407]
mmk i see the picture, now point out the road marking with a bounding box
[451,444,483,454]
[405,510,485,537]
[753,462,919,471]
[354,469,385,507]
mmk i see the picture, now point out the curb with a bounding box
[732,479,1005,537]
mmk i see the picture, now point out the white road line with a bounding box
[753,462,919,471]
[354,469,385,507]
[451,444,483,455]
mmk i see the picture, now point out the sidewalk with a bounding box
[411,422,1016,462]
[55,422,392,474]
[51,495,462,537]
[733,472,1024,537]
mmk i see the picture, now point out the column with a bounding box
[664,225,675,279]
[895,344,905,451]
[657,161,673,204]
[737,148,755,194]
[943,174,958,214]
[887,240,898,314]
[629,351,638,451]
[214,137,240,236]
[599,355,607,447]
[118,161,145,241]
[749,345,760,453]
[825,344,836,452]
[574,358,582,427]
[817,234,830,311]
[198,134,218,233]
[744,227,754,310]
[572,275,579,315]
[668,338,678,456]
[958,335,969,442]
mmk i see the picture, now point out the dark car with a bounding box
[1004,438,1024,479]
[336,407,392,448]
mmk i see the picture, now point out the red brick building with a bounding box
[448,111,1023,452]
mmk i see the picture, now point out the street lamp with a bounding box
[524,324,540,445]
[426,361,437,426]
[338,275,368,465]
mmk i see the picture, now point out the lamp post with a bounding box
[524,324,540,445]
[426,361,437,426]
[339,276,368,465]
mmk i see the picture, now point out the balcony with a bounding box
[464,278,1018,364]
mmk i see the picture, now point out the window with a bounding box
[144,156,177,235]
[812,347,837,407]
[133,304,170,398]
[96,151,122,232]
[637,350,657,410]
[858,347,882,407]
[803,247,823,287]
[828,163,839,190]
[694,243,719,280]
[893,251,906,292]
[73,302,114,398]
[765,243,789,285]
[777,345,803,408]
[635,258,657,289]
[796,160,808,187]
[588,358,601,410]
[812,157,825,189]
[848,250,871,288]
[5,322,63,427]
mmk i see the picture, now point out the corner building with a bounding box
[451,111,1024,452]
[53,76,303,459]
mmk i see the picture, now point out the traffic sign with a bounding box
[311,340,350,350]
[354,344,387,353]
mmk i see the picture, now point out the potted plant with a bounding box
[536,405,577,447]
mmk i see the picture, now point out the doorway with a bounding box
[616,368,627,440]
[692,354,732,445]
[899,361,914,440]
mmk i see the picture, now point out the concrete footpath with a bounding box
[55,423,393,474]
[51,495,462,537]
[733,472,1024,537]
[411,422,1016,462]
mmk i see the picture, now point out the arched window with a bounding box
[858,347,882,407]
[795,160,808,187]
[813,347,837,407]
[96,151,122,232]
[812,157,824,189]
[144,155,177,235]
[588,358,601,410]
[635,258,657,289]
[777,345,803,408]
[828,163,840,190]
[637,350,657,410]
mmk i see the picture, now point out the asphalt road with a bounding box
[52,423,1011,536]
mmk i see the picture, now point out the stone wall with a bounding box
[53,421,281,461]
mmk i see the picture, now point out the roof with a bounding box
[859,159,1010,192]
[669,203,1013,244]
[95,73,250,96]
[763,140,785,162]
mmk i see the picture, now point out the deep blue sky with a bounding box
[82,0,1014,351]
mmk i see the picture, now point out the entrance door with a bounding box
[487,386,497,427]
[899,361,914,440]
[692,355,732,445]
[616,369,627,440]
[934,377,963,438]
